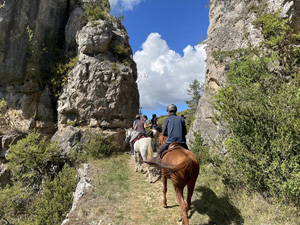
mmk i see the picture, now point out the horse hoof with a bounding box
[178,217,182,222]
[163,205,167,208]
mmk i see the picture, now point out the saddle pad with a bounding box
[132,136,145,146]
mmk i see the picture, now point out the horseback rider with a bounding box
[130,115,150,154]
[150,114,158,129]
[156,104,188,158]
[133,114,140,130]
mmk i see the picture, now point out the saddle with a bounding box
[160,142,186,159]
[132,133,146,146]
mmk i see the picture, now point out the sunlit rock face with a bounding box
[187,0,299,146]
[0,0,139,152]
[57,18,139,130]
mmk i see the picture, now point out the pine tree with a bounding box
[185,79,203,111]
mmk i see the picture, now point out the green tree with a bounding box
[185,79,203,111]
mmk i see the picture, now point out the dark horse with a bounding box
[145,134,199,225]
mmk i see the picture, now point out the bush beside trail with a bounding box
[205,9,300,205]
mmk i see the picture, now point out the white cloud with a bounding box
[109,0,143,11]
[134,33,207,110]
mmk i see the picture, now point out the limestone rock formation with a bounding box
[54,14,139,152]
[187,0,300,146]
[0,0,139,154]
[58,19,138,130]
[0,0,71,137]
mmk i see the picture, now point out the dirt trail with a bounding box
[64,154,203,225]
[124,155,183,225]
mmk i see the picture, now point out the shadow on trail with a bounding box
[165,204,179,209]
[190,186,244,225]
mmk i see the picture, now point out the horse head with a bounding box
[124,127,134,142]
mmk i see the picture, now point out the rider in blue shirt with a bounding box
[157,104,188,158]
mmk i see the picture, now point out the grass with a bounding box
[65,154,299,225]
[66,154,131,224]
[189,165,300,225]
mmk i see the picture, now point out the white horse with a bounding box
[125,128,154,182]
[150,128,160,150]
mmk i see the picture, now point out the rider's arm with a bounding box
[162,120,168,137]
[182,120,187,136]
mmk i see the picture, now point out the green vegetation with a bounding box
[115,44,130,57]
[185,79,203,111]
[26,165,78,225]
[209,9,300,205]
[7,131,61,189]
[0,131,78,225]
[111,62,120,74]
[190,132,210,166]
[83,0,110,22]
[50,56,79,97]
[0,99,9,130]
[70,130,112,163]
[26,26,64,90]
[110,1,125,24]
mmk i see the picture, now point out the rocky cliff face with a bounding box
[0,0,139,154]
[53,16,139,153]
[187,0,300,145]
[0,0,71,137]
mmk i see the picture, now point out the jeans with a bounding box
[129,132,140,152]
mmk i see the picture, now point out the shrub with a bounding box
[26,165,78,225]
[190,132,210,165]
[7,131,61,189]
[83,0,110,22]
[50,56,79,97]
[0,182,32,224]
[115,44,130,56]
[212,11,300,205]
[112,62,120,74]
[71,130,112,163]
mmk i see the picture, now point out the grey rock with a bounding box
[65,6,85,58]
[77,19,113,55]
[0,164,11,188]
[187,0,298,146]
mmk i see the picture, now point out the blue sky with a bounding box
[109,0,210,119]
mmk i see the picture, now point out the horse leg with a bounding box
[162,174,167,208]
[139,155,143,172]
[134,151,138,172]
[175,187,188,225]
[186,175,197,212]
[147,165,152,183]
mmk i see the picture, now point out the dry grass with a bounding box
[64,154,299,225]
[190,166,300,225]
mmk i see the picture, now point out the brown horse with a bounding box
[145,134,199,225]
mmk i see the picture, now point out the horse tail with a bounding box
[143,160,176,171]
[144,151,199,176]
[147,138,154,160]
